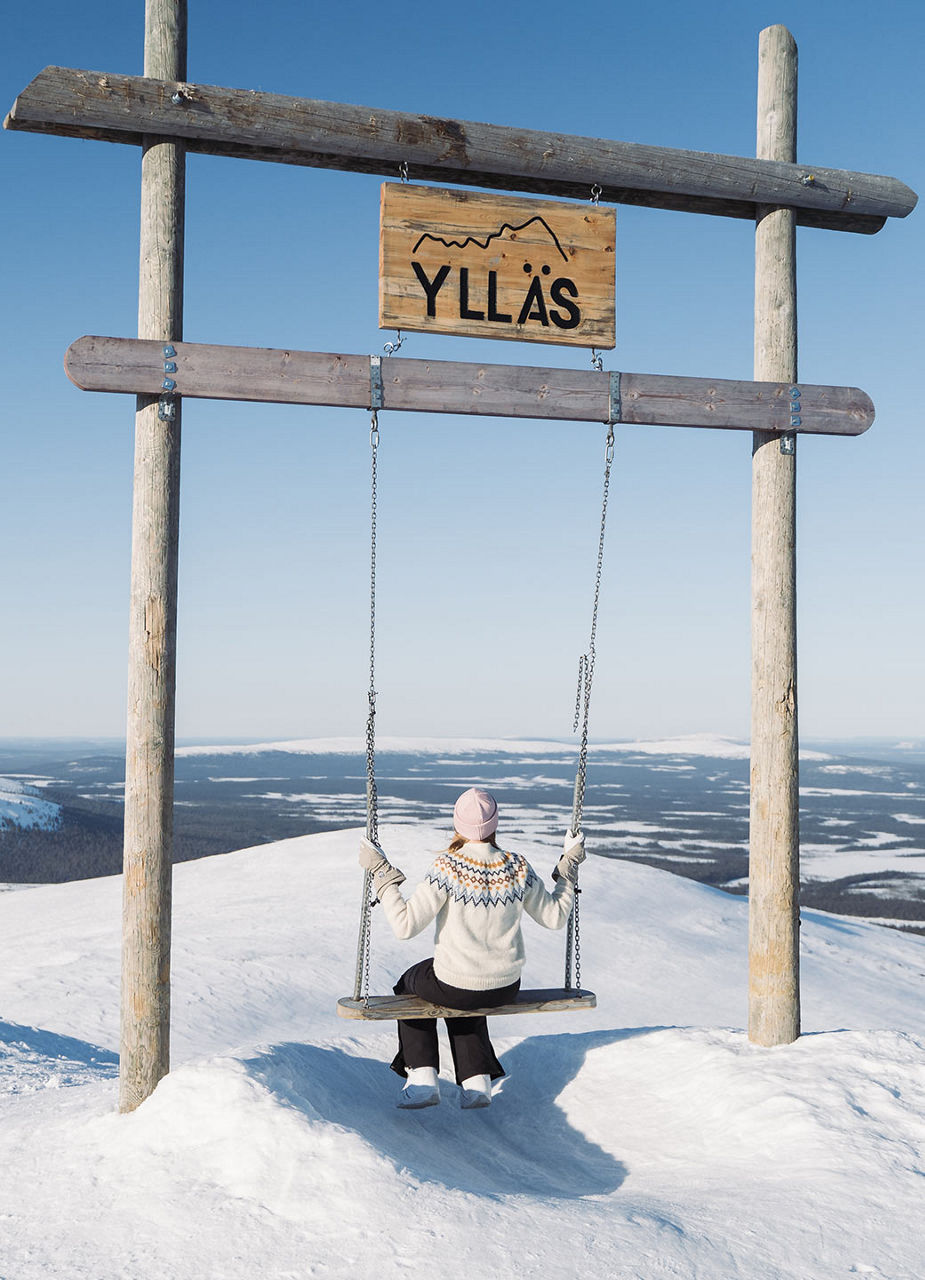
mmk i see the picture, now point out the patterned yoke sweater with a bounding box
[377,840,575,991]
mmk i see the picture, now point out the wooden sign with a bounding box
[379,184,615,349]
[65,336,875,436]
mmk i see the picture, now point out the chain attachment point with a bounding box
[590,183,602,204]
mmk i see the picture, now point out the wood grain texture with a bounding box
[379,184,615,348]
[65,336,875,436]
[119,0,185,1115]
[6,66,917,233]
[336,990,597,1020]
[749,24,801,1049]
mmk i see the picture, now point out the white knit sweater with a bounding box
[377,841,574,991]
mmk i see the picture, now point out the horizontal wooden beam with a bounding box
[6,67,917,233]
[64,336,875,436]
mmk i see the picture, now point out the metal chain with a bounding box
[565,421,615,990]
[572,654,586,732]
[353,410,381,1002]
[366,410,380,848]
[574,889,582,989]
[571,422,614,835]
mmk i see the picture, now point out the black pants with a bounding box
[389,958,520,1085]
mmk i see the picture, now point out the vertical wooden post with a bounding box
[748,24,800,1046]
[120,0,186,1113]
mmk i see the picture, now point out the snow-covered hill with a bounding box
[1,825,924,1279]
[0,777,61,832]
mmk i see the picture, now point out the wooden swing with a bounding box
[336,388,614,1022]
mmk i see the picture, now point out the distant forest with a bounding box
[3,790,923,935]
[0,791,320,884]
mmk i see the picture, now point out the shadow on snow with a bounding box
[243,1027,664,1199]
[0,1019,118,1091]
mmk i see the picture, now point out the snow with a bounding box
[174,733,776,760]
[0,777,61,831]
[2,824,925,1278]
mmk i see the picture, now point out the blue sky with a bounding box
[2,0,922,743]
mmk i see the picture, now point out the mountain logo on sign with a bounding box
[410,216,580,331]
[411,216,570,262]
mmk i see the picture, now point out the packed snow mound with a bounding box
[1,826,924,1278]
[0,777,61,831]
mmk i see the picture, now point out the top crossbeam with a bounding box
[4,66,917,234]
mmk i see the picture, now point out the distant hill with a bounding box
[0,777,61,833]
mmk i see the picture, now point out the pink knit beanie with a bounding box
[453,788,499,841]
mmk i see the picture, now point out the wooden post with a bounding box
[119,0,186,1113]
[749,24,800,1046]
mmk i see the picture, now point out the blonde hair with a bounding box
[448,832,500,855]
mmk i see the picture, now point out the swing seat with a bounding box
[336,988,596,1020]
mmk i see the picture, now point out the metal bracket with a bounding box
[369,354,384,411]
[162,344,179,392]
[608,370,622,424]
[157,396,177,422]
[781,384,800,452]
[788,386,802,425]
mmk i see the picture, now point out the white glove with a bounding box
[359,836,388,871]
[555,830,586,884]
[563,830,586,862]
[359,836,406,895]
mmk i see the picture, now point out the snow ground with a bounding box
[1,825,924,1279]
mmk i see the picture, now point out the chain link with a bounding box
[353,410,381,1003]
[565,423,615,990]
[571,425,613,835]
[572,654,586,733]
[573,888,581,989]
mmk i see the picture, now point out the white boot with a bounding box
[398,1065,440,1109]
[460,1073,492,1109]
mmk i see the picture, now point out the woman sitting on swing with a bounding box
[359,786,585,1110]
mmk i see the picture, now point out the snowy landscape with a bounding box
[4,735,925,928]
[2,767,925,1278]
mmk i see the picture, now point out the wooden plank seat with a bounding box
[337,988,596,1020]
